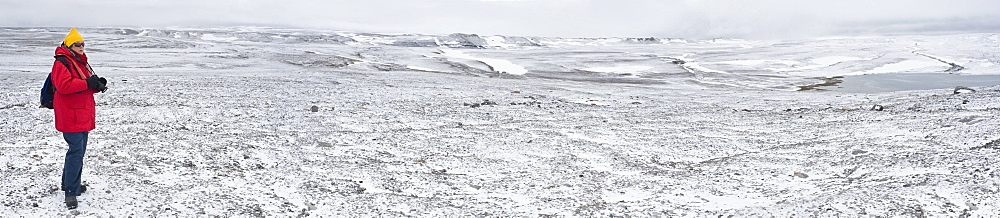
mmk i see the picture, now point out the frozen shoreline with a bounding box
[1,27,999,217]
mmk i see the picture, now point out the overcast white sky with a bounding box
[2,0,998,39]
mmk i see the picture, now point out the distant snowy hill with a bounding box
[110,27,683,48]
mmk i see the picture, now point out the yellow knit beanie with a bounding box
[63,28,84,47]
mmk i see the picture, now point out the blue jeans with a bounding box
[62,131,88,196]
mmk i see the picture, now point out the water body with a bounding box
[830,73,1000,92]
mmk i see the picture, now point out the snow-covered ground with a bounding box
[1,27,999,217]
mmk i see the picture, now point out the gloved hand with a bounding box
[98,77,108,92]
[86,76,107,92]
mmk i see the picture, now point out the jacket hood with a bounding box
[55,45,88,63]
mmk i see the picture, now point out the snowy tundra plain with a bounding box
[1,27,999,217]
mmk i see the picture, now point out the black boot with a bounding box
[60,184,87,193]
[65,196,78,209]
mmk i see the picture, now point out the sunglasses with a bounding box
[71,42,85,47]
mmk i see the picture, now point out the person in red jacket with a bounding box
[51,28,107,209]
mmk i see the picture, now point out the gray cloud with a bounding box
[2,0,998,39]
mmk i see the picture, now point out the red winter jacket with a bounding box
[51,46,98,133]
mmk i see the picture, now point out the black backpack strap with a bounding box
[54,55,71,71]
